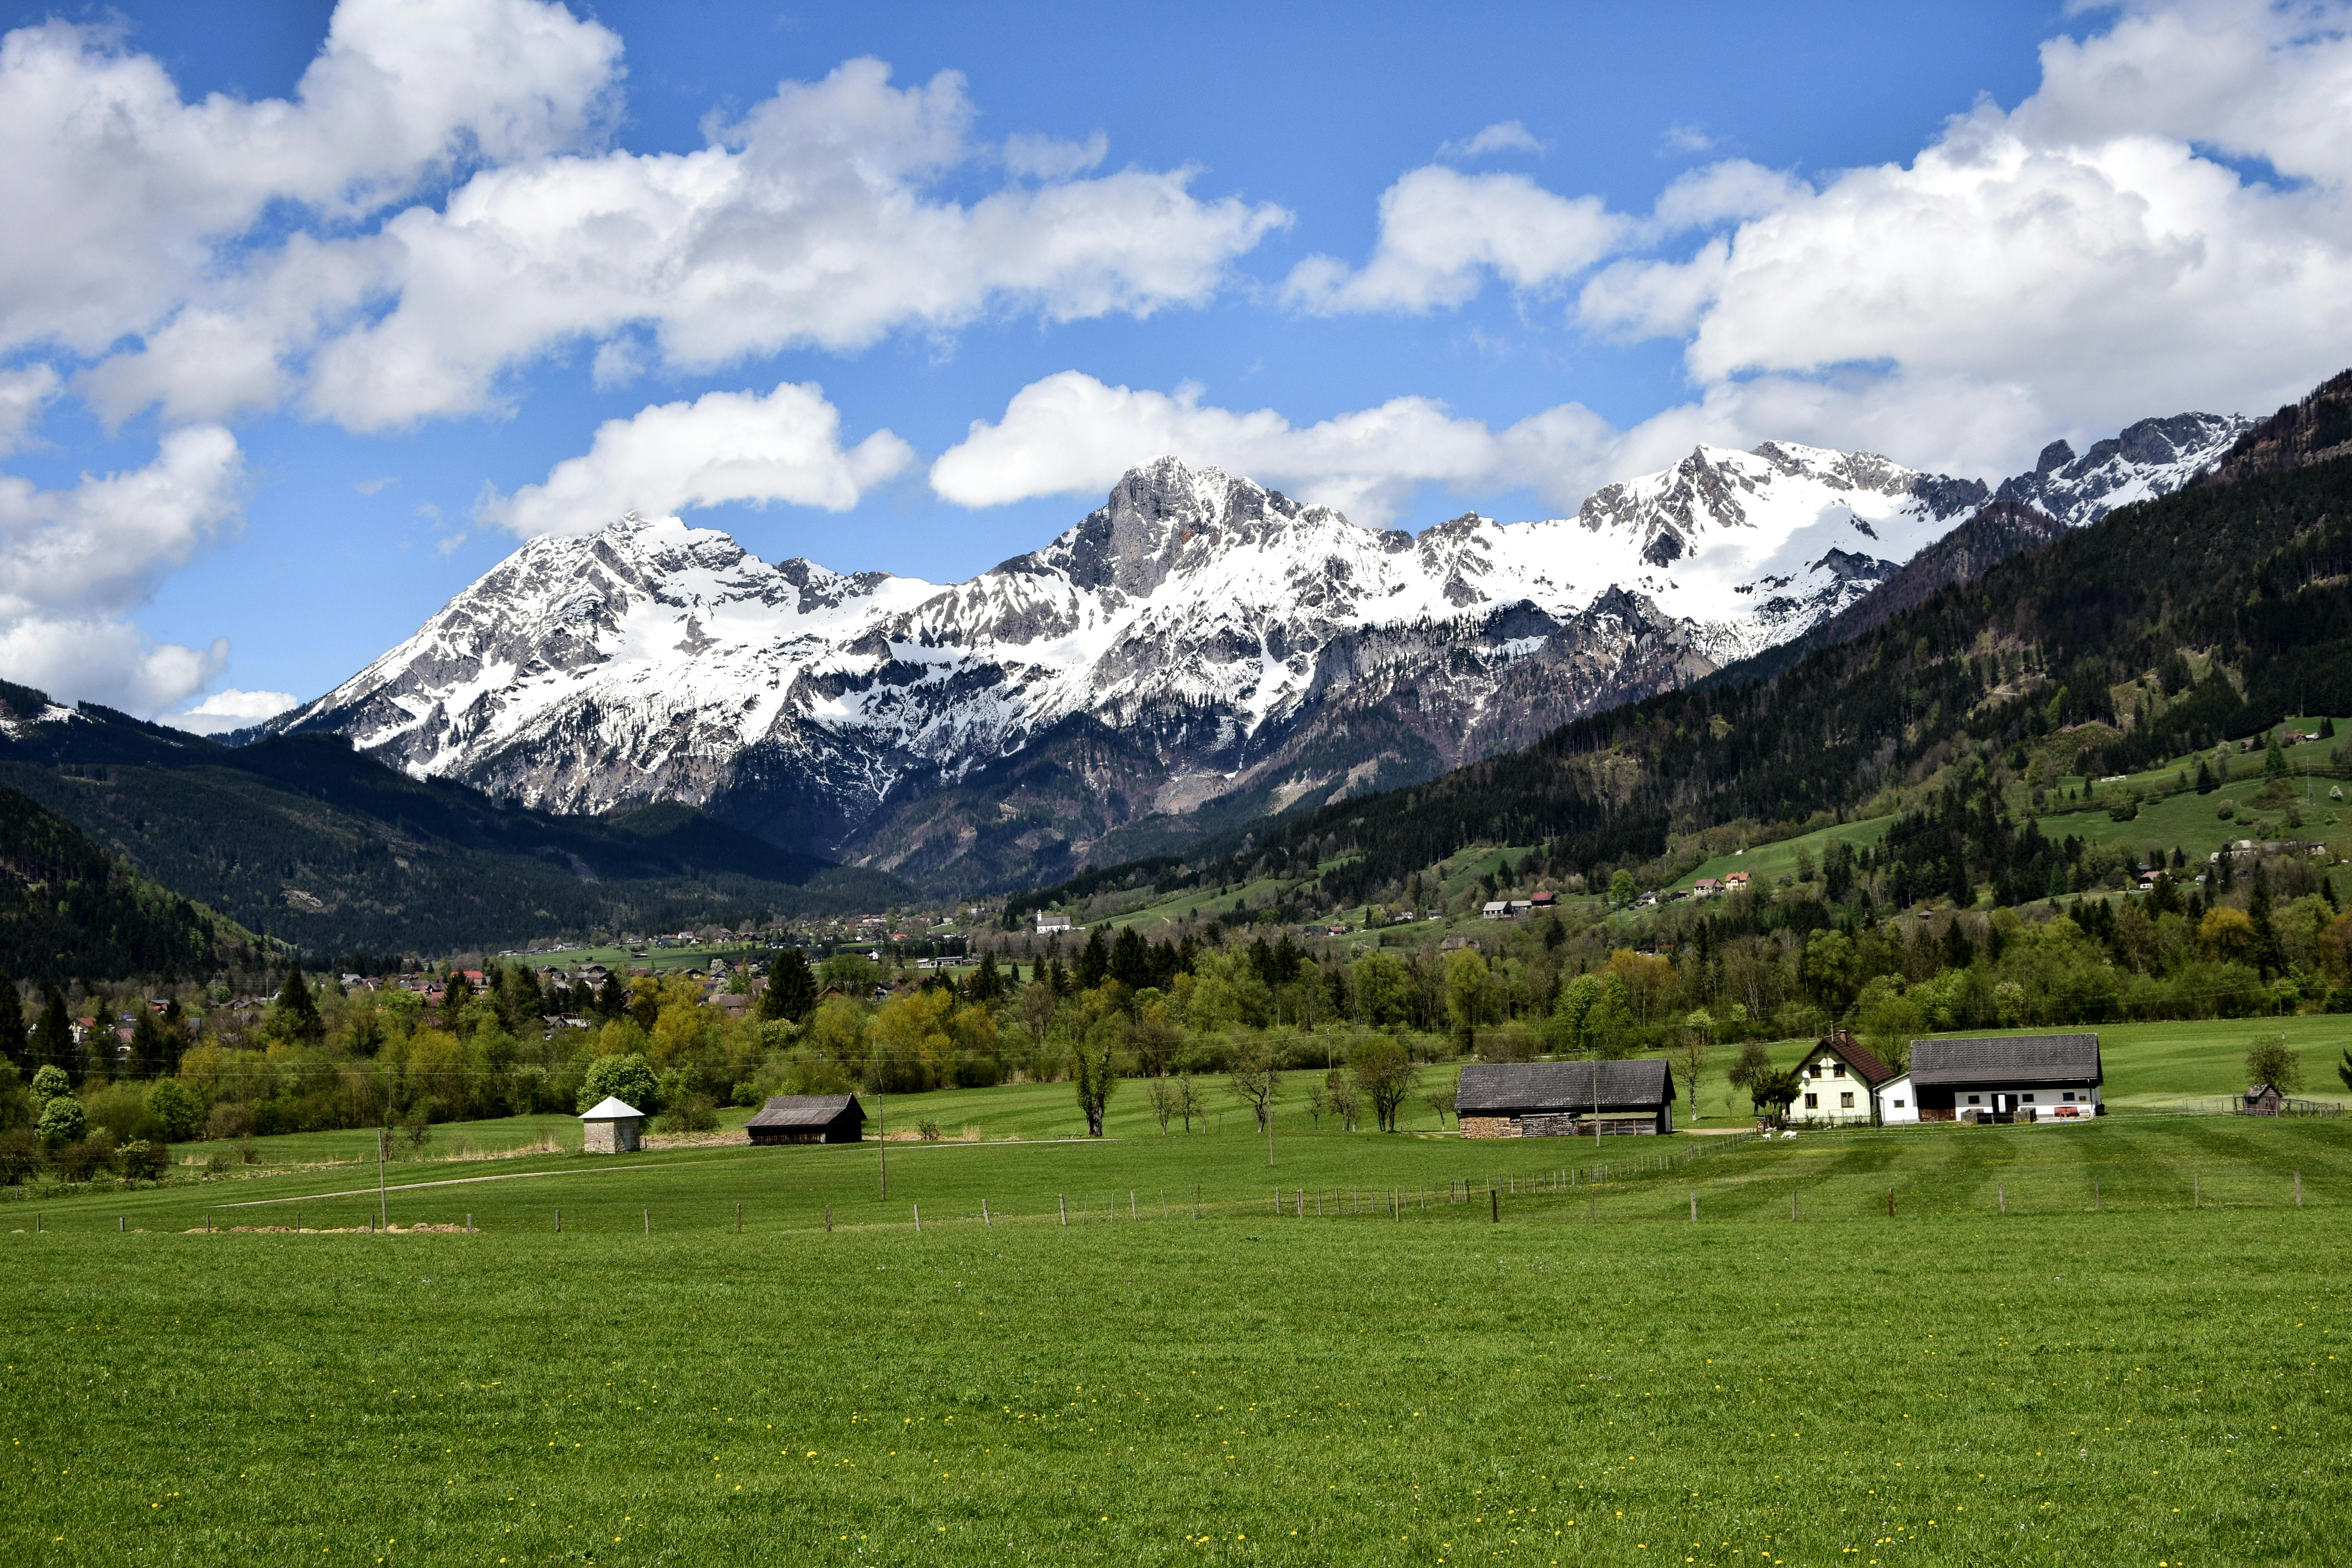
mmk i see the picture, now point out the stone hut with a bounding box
[580,1096,645,1154]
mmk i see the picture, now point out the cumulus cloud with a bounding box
[26,15,1285,432]
[931,366,2085,531]
[485,381,915,537]
[1283,166,1625,314]
[0,0,621,361]
[1575,0,2352,465]
[930,370,1620,525]
[1440,121,1547,159]
[0,427,244,710]
[0,365,58,456]
[163,688,301,735]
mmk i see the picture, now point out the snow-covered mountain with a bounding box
[268,412,2248,889]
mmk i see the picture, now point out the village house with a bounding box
[1787,1029,1900,1126]
[1693,877,1722,897]
[1723,870,1749,890]
[1481,900,1511,920]
[1455,1059,1676,1137]
[746,1094,868,1145]
[1877,1034,2103,1124]
[1035,912,1074,936]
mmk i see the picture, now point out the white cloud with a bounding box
[163,687,300,735]
[1440,121,1547,159]
[1662,123,1719,154]
[0,365,58,455]
[0,0,621,362]
[42,29,1284,431]
[1004,130,1109,179]
[1283,166,1626,314]
[0,426,244,711]
[486,381,915,537]
[930,370,1620,525]
[1576,0,2352,470]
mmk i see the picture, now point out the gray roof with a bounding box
[1906,1034,2102,1087]
[1455,1059,1675,1115]
[747,1093,864,1129]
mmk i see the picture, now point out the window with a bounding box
[1840,1092,1855,1109]
[1893,1099,1907,1109]
[2062,1091,2076,1102]
[2022,1093,2036,1103]
[1808,1064,1822,1078]
[1967,1095,1982,1105]
[1833,1063,1847,1078]
[1804,1093,1819,1109]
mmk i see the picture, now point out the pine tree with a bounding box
[965,951,1004,1005]
[596,971,628,1019]
[2195,758,2215,794]
[30,987,72,1081]
[1075,927,1110,991]
[759,949,818,1022]
[129,1009,168,1078]
[0,975,23,1071]
[2265,731,2290,779]
[2249,866,2278,977]
[275,964,325,1043]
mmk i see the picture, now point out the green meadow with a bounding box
[5,1105,2350,1566]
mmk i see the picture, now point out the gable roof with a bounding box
[1906,1034,2102,1087]
[579,1096,643,1121]
[747,1093,864,1129]
[1455,1059,1675,1115]
[1801,1032,1897,1087]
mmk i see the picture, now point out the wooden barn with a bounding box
[747,1094,867,1145]
[1455,1059,1676,1138]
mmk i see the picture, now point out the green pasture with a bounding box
[1666,817,1897,898]
[5,1116,2350,1565]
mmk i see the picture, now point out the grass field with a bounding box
[5,1112,2349,1566]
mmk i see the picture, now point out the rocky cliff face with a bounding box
[267,413,2250,890]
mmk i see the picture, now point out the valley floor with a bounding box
[4,1116,2347,1564]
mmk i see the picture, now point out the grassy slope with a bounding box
[4,1117,2348,1565]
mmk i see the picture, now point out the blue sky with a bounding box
[4,0,2349,728]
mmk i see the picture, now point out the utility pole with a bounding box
[377,1124,388,1230]
[877,1086,887,1200]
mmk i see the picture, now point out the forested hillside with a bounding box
[0,782,260,982]
[0,699,909,955]
[1025,369,2352,911]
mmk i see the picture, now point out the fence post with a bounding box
[982,1198,991,1229]
[1194,1185,1201,1220]
[2294,1171,2303,1207]
[824,1203,832,1233]
[1132,1191,1138,1220]
[555,1208,561,1234]
[118,1215,124,1233]
[467,1212,474,1234]
[735,1202,742,1234]
[2092,1177,2098,1212]
[1998,1182,2006,1216]
[1690,1192,1697,1223]
[1790,1190,1797,1222]
[1490,1188,1499,1224]
[643,1207,650,1235]
[1886,1187,1894,1219]
[1060,1194,1068,1226]
[913,1203,921,1233]
[2194,1174,2201,1210]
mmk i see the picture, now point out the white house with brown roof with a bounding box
[1789,1030,1900,1126]
[1877,1034,2103,1124]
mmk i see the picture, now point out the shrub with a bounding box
[205,1101,252,1141]
[55,1134,112,1183]
[917,1120,943,1142]
[36,1095,86,1149]
[28,1064,69,1104]
[579,1053,659,1114]
[145,1079,203,1142]
[656,1094,717,1134]
[116,1138,167,1182]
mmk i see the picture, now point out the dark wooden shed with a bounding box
[1455,1059,1676,1137]
[747,1094,866,1145]
[2241,1083,2285,1116]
